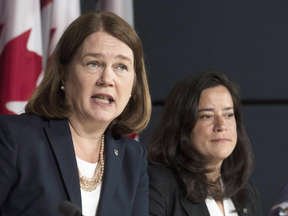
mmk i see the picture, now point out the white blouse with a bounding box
[76,157,102,216]
[205,177,239,216]
[205,196,238,216]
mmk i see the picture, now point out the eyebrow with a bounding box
[83,53,133,64]
[84,53,103,58]
[197,107,234,113]
[115,55,133,64]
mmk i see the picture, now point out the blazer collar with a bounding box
[232,195,251,216]
[97,130,126,216]
[44,118,82,210]
[180,197,210,216]
[180,195,250,216]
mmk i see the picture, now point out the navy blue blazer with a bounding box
[148,165,262,216]
[0,113,148,216]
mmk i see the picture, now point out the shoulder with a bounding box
[148,165,186,216]
[148,164,180,190]
[0,114,68,147]
[0,113,48,129]
[109,130,147,157]
[237,181,262,215]
[242,181,260,198]
[148,164,175,178]
[123,135,146,152]
[0,114,48,138]
[105,130,148,177]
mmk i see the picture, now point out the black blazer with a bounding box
[0,113,148,216]
[148,164,262,216]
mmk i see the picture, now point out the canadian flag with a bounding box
[0,0,80,115]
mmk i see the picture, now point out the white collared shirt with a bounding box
[205,177,239,216]
[205,196,239,216]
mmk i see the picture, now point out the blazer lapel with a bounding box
[97,130,126,216]
[180,197,210,216]
[180,192,252,216]
[232,195,251,216]
[44,118,82,210]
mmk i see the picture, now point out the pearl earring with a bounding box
[61,86,64,90]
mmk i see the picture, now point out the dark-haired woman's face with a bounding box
[190,86,237,169]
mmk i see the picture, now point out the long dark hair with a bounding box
[147,70,254,205]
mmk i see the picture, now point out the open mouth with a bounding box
[91,95,114,104]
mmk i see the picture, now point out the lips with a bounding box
[211,138,229,142]
[91,94,114,104]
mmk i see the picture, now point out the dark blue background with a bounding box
[81,0,288,214]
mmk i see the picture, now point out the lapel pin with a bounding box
[114,149,118,156]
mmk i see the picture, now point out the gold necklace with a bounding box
[78,134,105,192]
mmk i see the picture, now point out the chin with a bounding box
[87,114,111,123]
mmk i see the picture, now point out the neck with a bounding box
[206,171,221,183]
[205,162,222,199]
[68,114,109,138]
[205,161,222,182]
[68,118,106,163]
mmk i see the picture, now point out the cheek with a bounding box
[65,75,89,103]
[66,78,81,97]
[120,77,134,96]
[193,125,209,138]
[190,135,205,157]
[129,77,135,92]
[230,123,237,141]
[190,127,205,146]
[128,71,136,87]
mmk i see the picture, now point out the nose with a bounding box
[96,67,114,87]
[213,116,227,132]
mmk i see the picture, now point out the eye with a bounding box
[227,113,235,118]
[86,61,99,68]
[116,64,128,71]
[200,115,211,119]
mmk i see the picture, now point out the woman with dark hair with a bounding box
[147,71,262,215]
[0,11,151,216]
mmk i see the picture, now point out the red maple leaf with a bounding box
[127,133,139,140]
[41,0,53,10]
[0,29,42,114]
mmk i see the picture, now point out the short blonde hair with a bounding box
[25,11,151,135]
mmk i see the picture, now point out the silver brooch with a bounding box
[114,149,118,156]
